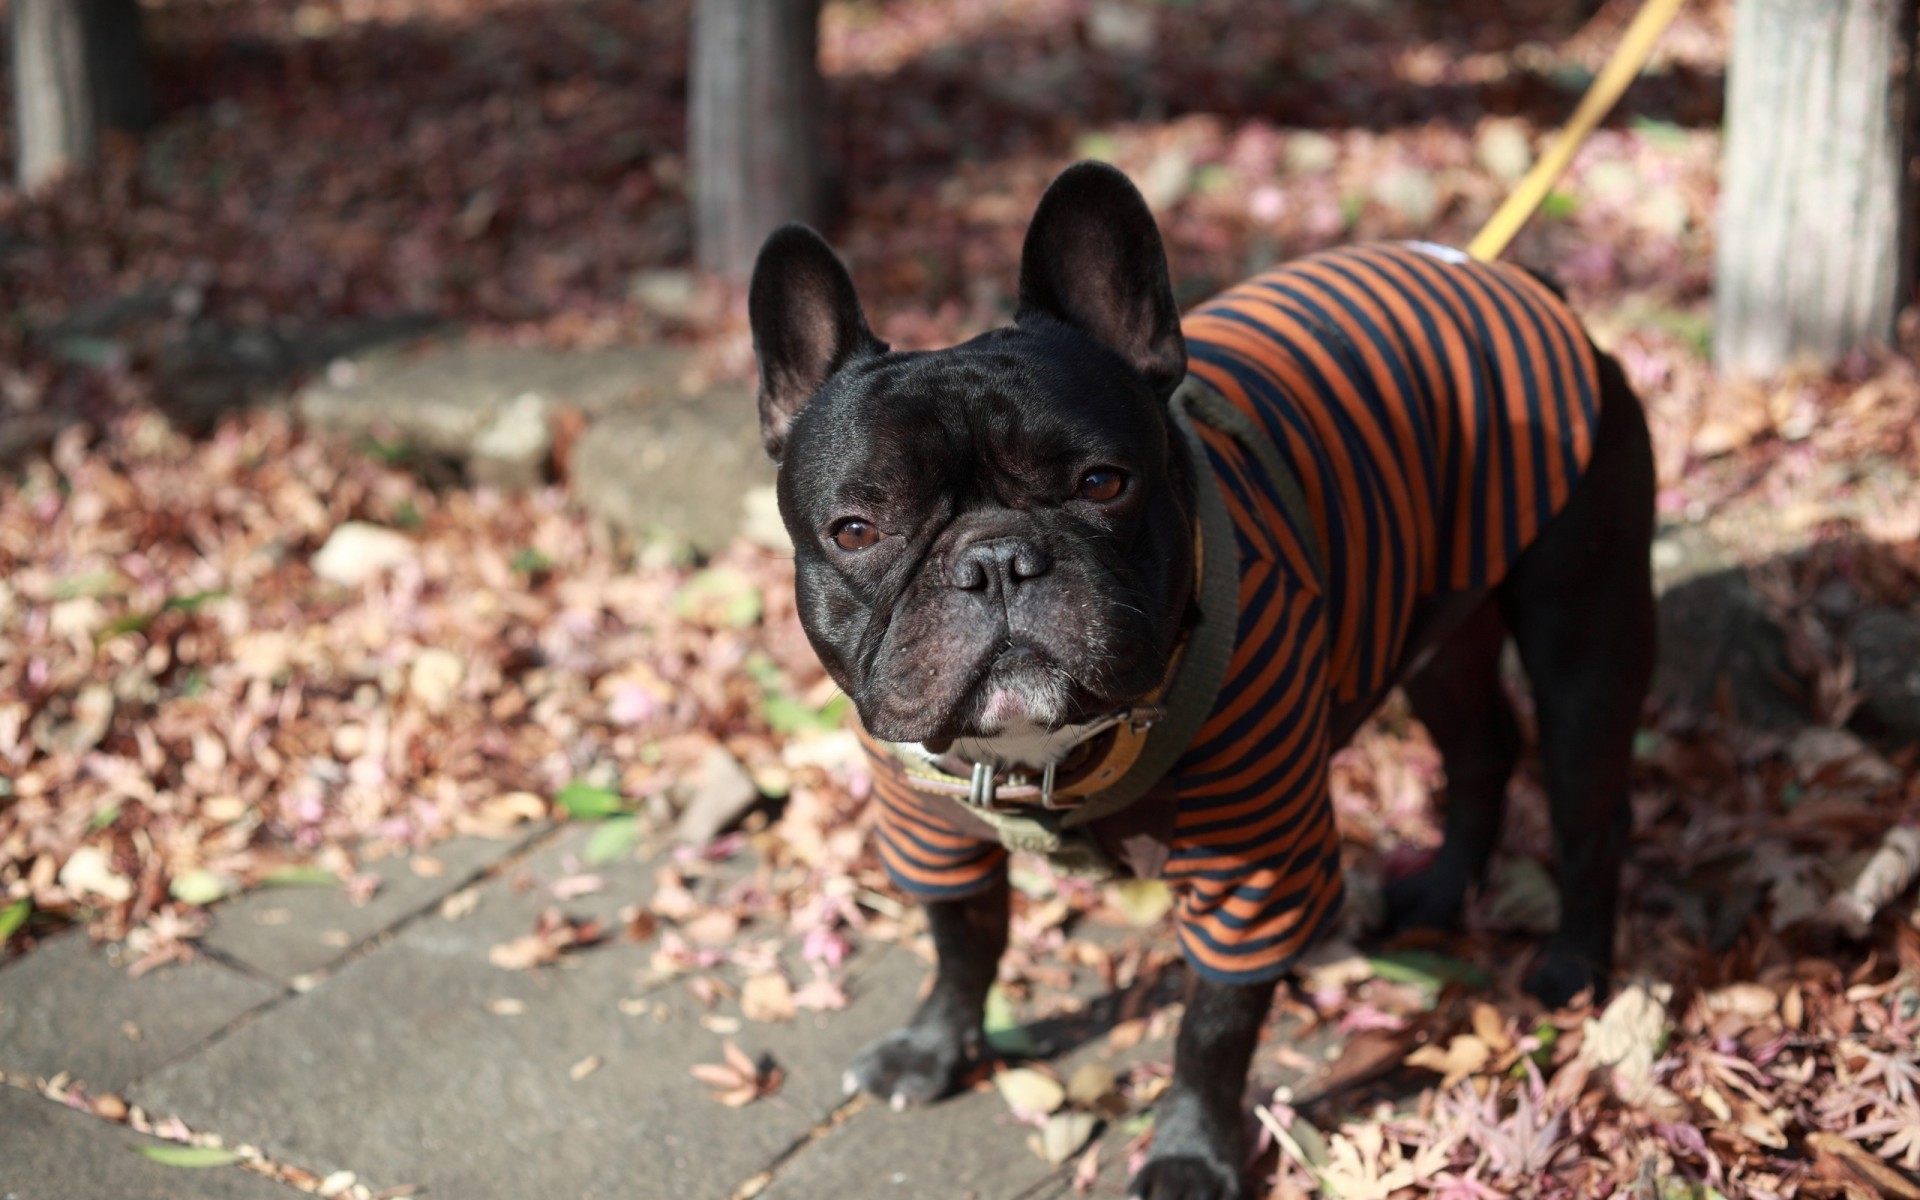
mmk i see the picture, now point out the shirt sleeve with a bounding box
[1162,572,1345,985]
[867,749,1009,900]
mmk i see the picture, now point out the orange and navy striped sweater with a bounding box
[870,243,1602,984]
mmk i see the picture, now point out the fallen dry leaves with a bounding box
[690,1040,782,1108]
[487,908,604,971]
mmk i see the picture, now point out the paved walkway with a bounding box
[0,822,1215,1200]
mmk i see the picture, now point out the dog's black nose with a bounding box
[950,538,1052,590]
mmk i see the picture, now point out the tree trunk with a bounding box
[12,0,98,192]
[690,0,826,285]
[85,0,155,135]
[1713,0,1918,377]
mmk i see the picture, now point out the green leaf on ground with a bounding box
[1520,1021,1559,1072]
[169,870,230,906]
[582,816,640,865]
[52,335,125,368]
[1540,190,1578,219]
[1107,878,1174,927]
[1074,132,1120,161]
[53,569,124,600]
[99,612,155,639]
[134,1145,243,1167]
[674,566,763,629]
[163,590,228,613]
[0,899,30,941]
[984,983,1038,1056]
[259,866,340,888]
[762,691,849,736]
[555,781,626,820]
[1368,950,1492,992]
[361,437,414,466]
[1631,116,1691,150]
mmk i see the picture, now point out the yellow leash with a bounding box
[1467,0,1689,262]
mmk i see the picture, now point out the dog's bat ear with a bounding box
[749,225,886,463]
[1016,162,1186,401]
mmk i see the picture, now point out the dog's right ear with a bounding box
[1016,162,1185,401]
[748,225,886,463]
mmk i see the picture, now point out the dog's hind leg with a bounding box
[1387,598,1521,933]
[1496,349,1657,1006]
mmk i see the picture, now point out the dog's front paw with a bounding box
[1525,944,1611,1009]
[1128,1155,1244,1200]
[844,1024,969,1110]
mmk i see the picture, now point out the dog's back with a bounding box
[1182,243,1603,703]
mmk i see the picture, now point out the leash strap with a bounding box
[1468,0,1688,260]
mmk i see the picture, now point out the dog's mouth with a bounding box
[860,645,1088,743]
[965,647,1074,733]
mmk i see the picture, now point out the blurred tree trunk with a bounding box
[11,0,154,192]
[12,0,97,192]
[85,0,156,135]
[1713,0,1918,376]
[690,0,826,284]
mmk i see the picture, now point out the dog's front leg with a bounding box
[846,871,1009,1108]
[1130,973,1276,1200]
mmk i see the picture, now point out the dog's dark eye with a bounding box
[1076,468,1127,502]
[830,518,879,551]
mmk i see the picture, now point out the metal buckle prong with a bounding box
[968,760,996,809]
[1039,761,1059,809]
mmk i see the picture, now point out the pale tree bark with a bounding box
[10,0,153,192]
[690,0,826,284]
[1713,0,1918,376]
[12,0,98,192]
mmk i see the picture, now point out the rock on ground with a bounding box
[311,522,415,587]
[568,387,771,555]
[297,341,696,485]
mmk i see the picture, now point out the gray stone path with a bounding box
[0,822,1200,1200]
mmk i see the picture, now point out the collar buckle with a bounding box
[965,760,1064,811]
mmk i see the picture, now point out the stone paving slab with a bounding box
[569,390,770,554]
[0,932,281,1094]
[203,829,548,983]
[760,1078,1071,1200]
[297,342,693,456]
[762,915,1189,1200]
[130,827,925,1200]
[0,1085,309,1200]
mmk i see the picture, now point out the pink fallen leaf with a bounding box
[690,1041,781,1107]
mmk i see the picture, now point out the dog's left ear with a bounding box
[749,225,887,463]
[1016,162,1186,400]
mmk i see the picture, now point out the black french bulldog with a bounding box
[748,162,1655,1199]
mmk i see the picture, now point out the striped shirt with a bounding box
[871,243,1602,984]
